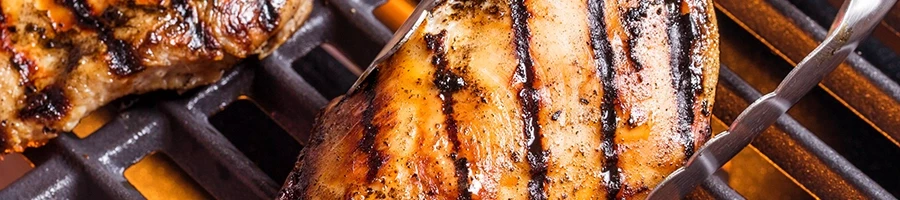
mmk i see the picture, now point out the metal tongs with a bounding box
[647,0,896,199]
[348,0,438,93]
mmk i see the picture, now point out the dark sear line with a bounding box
[666,0,701,158]
[0,121,7,151]
[62,43,85,73]
[510,0,547,199]
[19,86,70,123]
[9,53,37,94]
[60,0,144,76]
[424,30,472,200]
[621,0,651,71]
[357,69,384,182]
[7,50,71,122]
[0,19,73,122]
[0,15,38,94]
[259,0,282,32]
[172,0,220,51]
[587,0,621,198]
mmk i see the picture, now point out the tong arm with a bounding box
[647,0,896,198]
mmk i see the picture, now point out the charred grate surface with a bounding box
[0,0,899,199]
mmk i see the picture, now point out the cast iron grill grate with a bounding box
[0,0,898,199]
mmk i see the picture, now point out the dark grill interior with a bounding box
[210,99,302,183]
[1,0,898,199]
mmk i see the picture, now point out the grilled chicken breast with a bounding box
[280,0,717,199]
[0,0,312,153]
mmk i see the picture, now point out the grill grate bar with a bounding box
[251,0,367,144]
[716,65,893,199]
[716,0,900,144]
[162,101,278,199]
[1,108,168,199]
[694,175,747,200]
[0,157,109,199]
[786,0,900,83]
[328,0,393,45]
[180,61,256,117]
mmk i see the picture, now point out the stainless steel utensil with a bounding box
[647,0,896,198]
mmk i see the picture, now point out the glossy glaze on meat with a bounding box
[0,0,312,153]
[279,0,718,199]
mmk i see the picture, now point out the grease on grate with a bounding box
[125,152,213,200]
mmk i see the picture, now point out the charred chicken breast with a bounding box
[279,0,718,199]
[0,0,312,152]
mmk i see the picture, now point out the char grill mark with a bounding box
[8,51,70,123]
[173,0,220,51]
[2,24,70,123]
[259,0,281,32]
[587,0,621,198]
[9,53,36,94]
[358,69,384,182]
[19,86,70,123]
[510,0,548,199]
[62,43,85,73]
[666,0,701,158]
[60,0,144,76]
[424,30,472,200]
[1,21,37,94]
[622,0,650,71]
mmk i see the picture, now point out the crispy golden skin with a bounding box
[0,0,312,153]
[280,0,718,199]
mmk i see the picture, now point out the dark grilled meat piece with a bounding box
[279,0,718,199]
[0,0,312,153]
